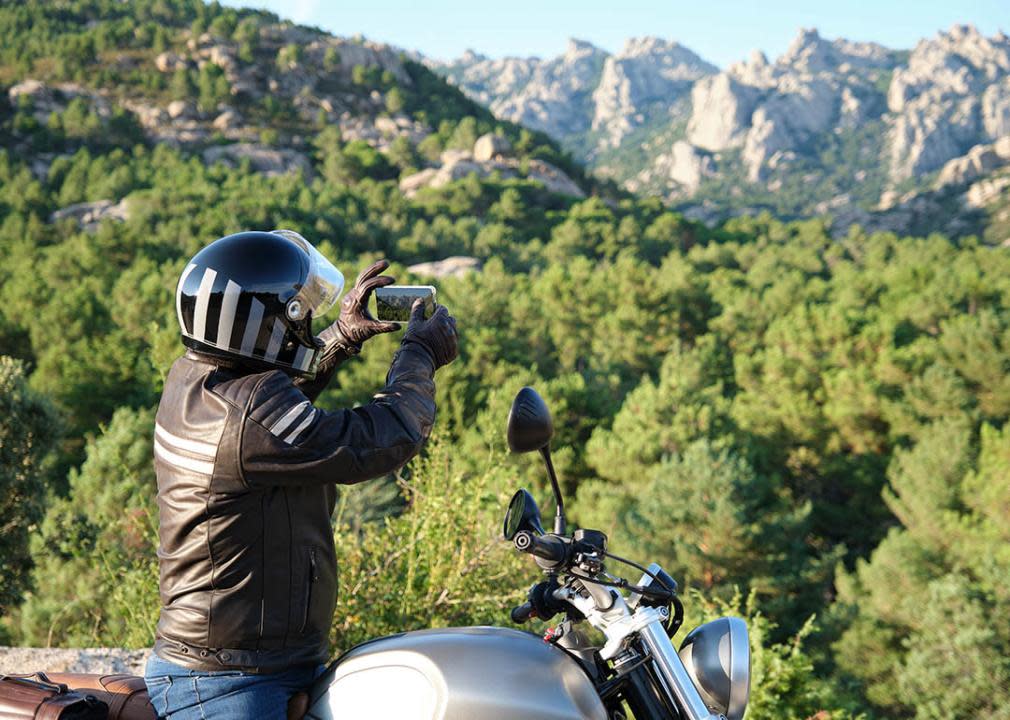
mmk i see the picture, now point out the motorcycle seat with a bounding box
[38,673,309,720]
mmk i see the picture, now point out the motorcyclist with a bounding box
[142,230,458,719]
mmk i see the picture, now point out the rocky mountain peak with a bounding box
[433,24,1010,227]
[564,38,604,59]
[780,27,832,70]
[591,37,716,147]
[886,24,1010,180]
[777,27,895,74]
[459,49,488,65]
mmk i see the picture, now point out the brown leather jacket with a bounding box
[151,341,435,672]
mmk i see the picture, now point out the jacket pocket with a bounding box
[299,547,319,635]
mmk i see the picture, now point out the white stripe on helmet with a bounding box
[192,267,218,342]
[176,263,198,334]
[216,279,242,350]
[264,318,286,362]
[240,297,265,355]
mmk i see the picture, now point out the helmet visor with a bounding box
[272,229,344,318]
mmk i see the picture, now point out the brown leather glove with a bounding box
[403,300,458,369]
[334,259,401,346]
[294,260,399,401]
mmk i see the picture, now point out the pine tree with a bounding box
[0,358,58,627]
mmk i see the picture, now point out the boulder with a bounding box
[966,173,1010,207]
[398,168,439,196]
[155,52,185,73]
[668,141,713,191]
[207,45,236,70]
[399,155,583,199]
[202,144,311,177]
[934,143,1004,189]
[374,116,400,135]
[407,256,482,279]
[212,109,242,130]
[8,79,49,104]
[473,133,512,161]
[439,148,473,165]
[167,100,192,119]
[50,199,131,231]
[525,159,585,197]
[123,101,167,129]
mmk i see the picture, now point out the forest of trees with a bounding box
[1,2,1009,719]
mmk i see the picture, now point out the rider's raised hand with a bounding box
[403,299,458,369]
[331,259,400,347]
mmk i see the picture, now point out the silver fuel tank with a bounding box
[304,626,608,719]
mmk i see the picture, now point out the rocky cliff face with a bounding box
[685,28,896,182]
[434,39,608,141]
[591,37,716,149]
[887,25,1010,180]
[432,37,714,154]
[434,25,1010,225]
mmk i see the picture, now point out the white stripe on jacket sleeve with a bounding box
[269,400,310,437]
[281,409,317,444]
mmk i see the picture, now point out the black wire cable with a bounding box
[602,550,676,596]
[568,568,651,595]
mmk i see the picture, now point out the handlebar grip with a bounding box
[514,531,568,565]
[510,602,536,624]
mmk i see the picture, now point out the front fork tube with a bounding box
[638,620,724,720]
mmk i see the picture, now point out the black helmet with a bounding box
[176,230,344,377]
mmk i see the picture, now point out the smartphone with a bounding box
[374,285,436,324]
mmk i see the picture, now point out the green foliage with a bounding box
[196,63,230,112]
[13,406,158,647]
[170,67,194,100]
[578,439,832,629]
[685,591,863,720]
[331,436,529,651]
[384,86,405,115]
[0,358,59,625]
[833,421,1010,718]
[1,3,1009,718]
[276,42,302,71]
[322,47,341,71]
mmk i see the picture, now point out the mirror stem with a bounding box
[540,447,566,535]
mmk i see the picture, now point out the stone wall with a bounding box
[0,647,150,676]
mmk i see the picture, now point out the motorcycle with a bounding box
[13,386,749,720]
[302,386,750,720]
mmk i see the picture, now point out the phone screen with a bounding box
[374,285,436,323]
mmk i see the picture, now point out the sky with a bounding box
[222,0,1008,68]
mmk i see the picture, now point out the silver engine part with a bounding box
[304,626,608,720]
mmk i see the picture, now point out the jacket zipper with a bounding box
[300,548,318,634]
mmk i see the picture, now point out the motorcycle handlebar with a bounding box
[513,531,568,566]
[510,602,536,624]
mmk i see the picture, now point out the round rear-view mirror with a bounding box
[506,387,554,453]
[503,488,544,540]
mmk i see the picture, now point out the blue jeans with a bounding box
[144,654,325,720]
